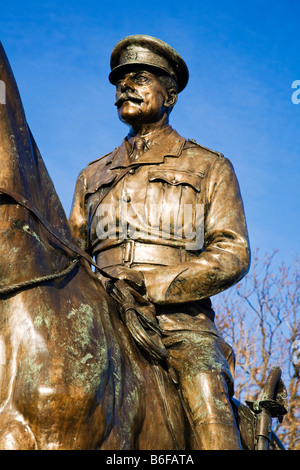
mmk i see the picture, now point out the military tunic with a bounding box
[69,125,250,448]
[69,125,249,314]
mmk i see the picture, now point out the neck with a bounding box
[128,114,170,139]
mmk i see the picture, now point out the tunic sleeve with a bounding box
[69,169,89,252]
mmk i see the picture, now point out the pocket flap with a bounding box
[86,171,117,196]
[148,168,203,191]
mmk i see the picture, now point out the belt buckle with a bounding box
[123,239,135,265]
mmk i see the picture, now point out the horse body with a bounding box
[0,43,186,450]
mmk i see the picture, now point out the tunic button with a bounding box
[129,168,135,174]
[172,178,177,184]
[124,195,131,203]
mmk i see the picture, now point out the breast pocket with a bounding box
[146,168,204,246]
[86,171,117,229]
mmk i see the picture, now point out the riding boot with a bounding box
[180,370,242,450]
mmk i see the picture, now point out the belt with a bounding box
[95,240,196,268]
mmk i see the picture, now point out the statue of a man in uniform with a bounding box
[69,35,250,450]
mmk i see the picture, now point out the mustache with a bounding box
[114,92,144,107]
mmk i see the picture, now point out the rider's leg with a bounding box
[161,327,241,450]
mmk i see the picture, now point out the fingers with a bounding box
[102,266,145,291]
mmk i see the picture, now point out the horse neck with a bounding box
[0,41,71,240]
[0,43,74,284]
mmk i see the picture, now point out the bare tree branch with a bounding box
[213,249,300,450]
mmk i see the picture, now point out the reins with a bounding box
[0,257,80,295]
[0,188,112,295]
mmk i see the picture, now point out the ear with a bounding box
[164,88,177,109]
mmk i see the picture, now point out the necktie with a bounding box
[131,137,146,161]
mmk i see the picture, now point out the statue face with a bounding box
[114,68,169,127]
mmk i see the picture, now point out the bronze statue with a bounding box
[0,41,187,450]
[69,35,250,450]
[0,36,287,450]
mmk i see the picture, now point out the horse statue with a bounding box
[0,42,187,450]
[0,42,287,450]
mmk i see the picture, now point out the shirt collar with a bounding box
[108,126,186,169]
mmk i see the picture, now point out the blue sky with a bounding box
[0,0,299,266]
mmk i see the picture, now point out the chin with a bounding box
[118,107,143,125]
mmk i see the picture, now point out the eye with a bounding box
[134,73,152,85]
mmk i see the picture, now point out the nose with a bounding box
[118,75,135,93]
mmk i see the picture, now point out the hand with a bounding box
[103,266,145,293]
